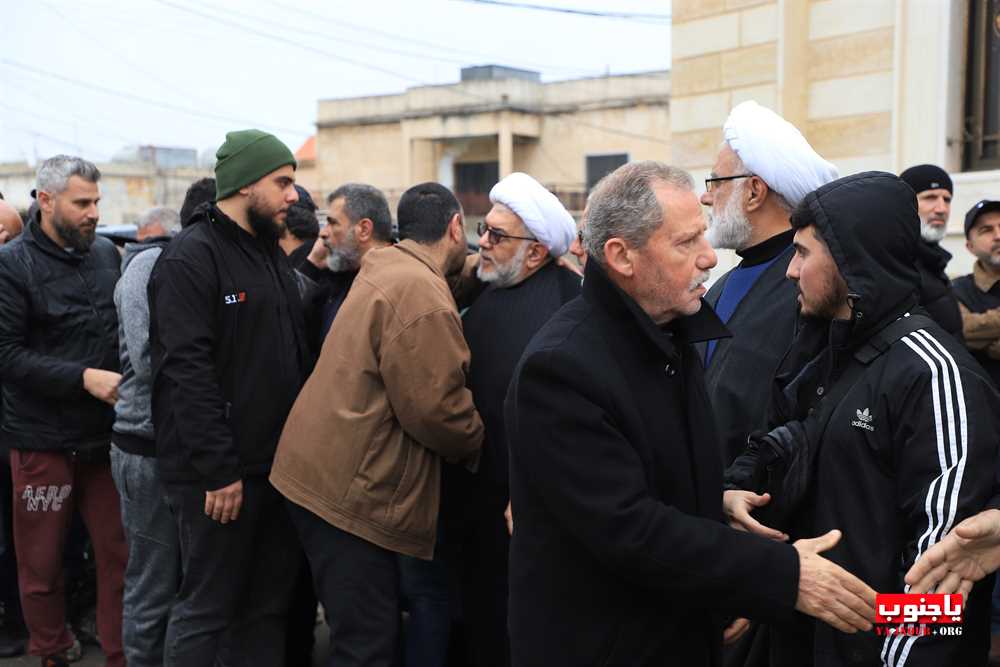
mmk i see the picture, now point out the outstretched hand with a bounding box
[723,490,788,541]
[794,530,876,634]
[905,508,1000,596]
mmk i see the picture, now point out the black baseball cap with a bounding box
[964,199,1000,237]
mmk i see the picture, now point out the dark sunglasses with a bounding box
[704,173,753,192]
[477,221,536,245]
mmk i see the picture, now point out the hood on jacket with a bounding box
[791,171,920,345]
[122,237,171,271]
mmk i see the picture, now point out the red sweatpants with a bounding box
[10,448,126,667]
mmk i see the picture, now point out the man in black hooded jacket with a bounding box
[725,171,1000,666]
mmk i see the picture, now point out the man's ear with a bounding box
[745,176,769,213]
[450,213,465,243]
[525,242,550,268]
[37,190,54,214]
[603,238,634,277]
[966,238,975,255]
[356,218,374,243]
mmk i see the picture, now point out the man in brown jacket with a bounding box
[270,182,484,667]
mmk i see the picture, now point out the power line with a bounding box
[151,0,425,85]
[268,0,597,77]
[0,59,311,137]
[454,0,671,21]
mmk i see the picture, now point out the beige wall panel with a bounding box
[674,13,741,59]
[806,112,892,158]
[740,3,778,46]
[721,42,778,88]
[828,153,894,176]
[673,0,727,23]
[672,92,733,133]
[809,0,895,40]
[318,123,404,194]
[672,54,723,97]
[807,72,894,119]
[453,136,499,163]
[807,29,894,81]
[728,0,772,9]
[730,83,778,110]
[672,128,724,169]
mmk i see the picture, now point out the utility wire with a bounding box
[0,59,311,136]
[454,0,671,21]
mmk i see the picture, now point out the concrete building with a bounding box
[314,65,670,215]
[671,0,1000,276]
[0,160,211,226]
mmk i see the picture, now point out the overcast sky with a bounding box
[1,0,671,165]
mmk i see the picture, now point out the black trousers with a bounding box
[458,497,510,667]
[287,500,399,667]
[162,478,300,667]
[0,453,23,632]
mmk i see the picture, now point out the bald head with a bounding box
[0,200,23,245]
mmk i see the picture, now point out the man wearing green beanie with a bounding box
[147,130,312,667]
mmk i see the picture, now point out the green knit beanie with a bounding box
[214,129,297,200]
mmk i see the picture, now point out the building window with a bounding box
[586,154,628,192]
[455,161,499,215]
[964,0,1000,171]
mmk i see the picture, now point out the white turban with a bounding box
[489,172,576,257]
[723,101,839,208]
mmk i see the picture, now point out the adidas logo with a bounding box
[852,407,875,432]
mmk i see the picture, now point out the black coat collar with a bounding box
[24,216,87,263]
[582,259,730,360]
[736,228,795,267]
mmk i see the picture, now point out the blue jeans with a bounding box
[397,523,451,667]
[110,445,180,667]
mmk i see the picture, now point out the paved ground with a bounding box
[0,625,330,666]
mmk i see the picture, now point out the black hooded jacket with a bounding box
[148,205,312,489]
[915,240,963,339]
[0,217,121,453]
[726,172,999,666]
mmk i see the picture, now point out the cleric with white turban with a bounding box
[488,172,576,257]
[722,101,838,210]
[699,99,839,476]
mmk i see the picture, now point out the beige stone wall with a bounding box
[316,123,404,200]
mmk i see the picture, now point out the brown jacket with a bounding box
[270,240,484,559]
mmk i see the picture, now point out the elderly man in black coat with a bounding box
[503,161,877,666]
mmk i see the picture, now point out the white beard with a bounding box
[706,184,753,250]
[920,219,947,243]
[477,242,530,288]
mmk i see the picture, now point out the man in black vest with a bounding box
[952,200,1000,388]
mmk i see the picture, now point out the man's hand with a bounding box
[722,617,751,645]
[556,255,583,277]
[504,500,513,536]
[306,236,329,270]
[905,508,1000,596]
[723,490,788,541]
[0,228,10,246]
[205,480,243,524]
[794,530,876,633]
[82,368,122,405]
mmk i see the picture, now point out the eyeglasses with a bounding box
[704,173,754,192]
[477,221,536,245]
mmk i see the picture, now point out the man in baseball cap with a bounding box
[952,199,1000,388]
[899,164,964,338]
[148,130,311,667]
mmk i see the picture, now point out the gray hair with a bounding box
[584,161,694,264]
[138,206,181,235]
[327,183,393,242]
[36,155,101,194]
[725,143,793,213]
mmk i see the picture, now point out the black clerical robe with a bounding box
[698,230,798,465]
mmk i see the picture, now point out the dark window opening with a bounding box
[454,161,499,215]
[586,154,629,193]
[964,0,1000,171]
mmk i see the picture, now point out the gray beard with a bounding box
[920,219,947,243]
[325,237,361,272]
[706,199,753,250]
[477,242,529,288]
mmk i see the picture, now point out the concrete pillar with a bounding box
[777,0,809,130]
[498,111,514,178]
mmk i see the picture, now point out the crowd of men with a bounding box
[2,101,1000,667]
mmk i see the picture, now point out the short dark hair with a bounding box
[396,182,460,244]
[285,185,319,241]
[179,178,216,228]
[328,183,393,243]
